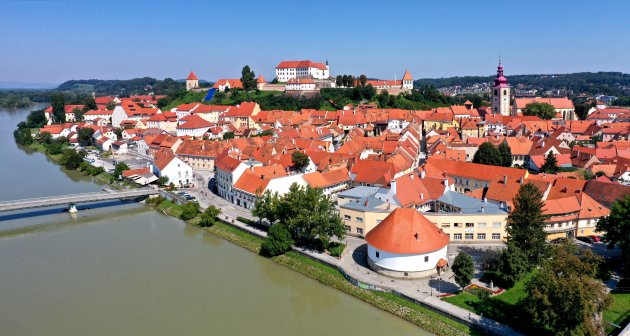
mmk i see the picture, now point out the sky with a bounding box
[1,0,629,86]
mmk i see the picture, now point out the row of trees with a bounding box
[253,184,345,256]
[472,142,512,167]
[334,74,369,87]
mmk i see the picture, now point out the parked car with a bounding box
[185,195,196,201]
[577,236,594,244]
[589,235,601,242]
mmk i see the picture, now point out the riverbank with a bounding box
[152,199,474,336]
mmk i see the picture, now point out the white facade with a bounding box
[285,80,316,91]
[275,62,329,82]
[367,245,448,273]
[176,126,210,137]
[153,156,193,187]
[493,86,511,116]
[216,162,251,202]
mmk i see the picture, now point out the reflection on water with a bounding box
[0,106,430,336]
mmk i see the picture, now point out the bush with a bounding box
[237,216,254,225]
[260,223,294,257]
[179,201,200,221]
[328,242,345,258]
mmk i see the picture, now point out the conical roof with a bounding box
[187,71,198,80]
[257,75,266,83]
[402,70,412,81]
[365,208,449,254]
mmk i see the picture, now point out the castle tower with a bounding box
[186,71,199,91]
[402,69,413,91]
[256,74,266,90]
[491,62,511,116]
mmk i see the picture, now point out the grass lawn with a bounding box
[604,291,630,333]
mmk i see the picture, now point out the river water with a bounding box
[0,106,428,336]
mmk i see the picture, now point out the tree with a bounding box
[574,103,590,120]
[156,176,169,186]
[452,252,475,288]
[359,74,368,87]
[253,190,280,224]
[506,183,548,269]
[335,75,343,87]
[105,101,116,110]
[597,195,630,274]
[46,137,68,155]
[199,205,221,227]
[113,128,123,140]
[60,148,84,170]
[72,107,84,121]
[179,201,200,221]
[223,131,234,140]
[83,97,97,111]
[260,223,294,257]
[13,127,33,146]
[113,162,130,178]
[51,92,65,123]
[342,75,349,87]
[240,65,257,91]
[523,243,611,336]
[472,142,502,166]
[523,102,556,120]
[499,244,529,286]
[498,142,512,167]
[291,151,310,171]
[540,152,559,173]
[77,127,95,147]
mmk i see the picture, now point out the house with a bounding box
[365,208,449,278]
[303,168,350,197]
[176,114,213,137]
[366,70,413,94]
[83,109,113,123]
[111,101,160,128]
[285,78,316,91]
[513,97,576,121]
[220,102,261,129]
[186,71,199,91]
[146,112,177,133]
[213,79,243,92]
[232,164,307,210]
[215,153,256,203]
[275,60,330,82]
[152,149,193,187]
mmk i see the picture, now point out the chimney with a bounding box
[443,178,449,189]
[410,174,414,180]
[420,170,426,179]
[414,232,419,241]
[503,175,507,184]
[483,197,487,203]
[519,177,524,184]
[261,174,265,180]
[390,179,397,195]
[420,193,424,200]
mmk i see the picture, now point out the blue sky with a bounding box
[1,0,629,85]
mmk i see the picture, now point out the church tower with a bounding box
[491,62,511,116]
[186,71,199,91]
[402,69,413,91]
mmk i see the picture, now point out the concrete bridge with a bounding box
[0,189,159,213]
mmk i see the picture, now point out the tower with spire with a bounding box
[186,71,199,91]
[402,70,413,91]
[491,62,511,116]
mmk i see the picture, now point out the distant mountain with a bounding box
[56,77,185,96]
[414,72,630,96]
[0,81,57,90]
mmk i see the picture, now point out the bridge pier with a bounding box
[68,203,78,213]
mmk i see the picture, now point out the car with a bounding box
[185,195,196,201]
[550,237,568,244]
[577,236,594,244]
[589,235,601,242]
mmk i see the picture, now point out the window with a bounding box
[344,225,351,232]
[441,224,450,228]
[477,233,486,240]
[465,223,474,228]
[356,228,363,235]
[424,256,429,262]
[375,251,380,258]
[493,222,501,228]
[492,233,501,240]
[355,217,363,223]
[478,222,486,228]
[465,233,474,240]
[454,233,462,240]
[454,223,462,228]
[344,215,351,220]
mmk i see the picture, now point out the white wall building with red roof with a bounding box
[275,60,329,82]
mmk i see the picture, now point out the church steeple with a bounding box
[491,62,511,116]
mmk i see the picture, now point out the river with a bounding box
[0,105,429,336]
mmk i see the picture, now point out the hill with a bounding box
[57,77,186,96]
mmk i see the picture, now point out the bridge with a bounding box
[0,189,159,213]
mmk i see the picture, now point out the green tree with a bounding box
[223,131,235,140]
[253,190,280,224]
[71,107,84,121]
[179,201,200,221]
[359,74,368,87]
[498,142,512,167]
[499,244,529,286]
[523,243,611,336]
[540,152,559,173]
[574,103,590,120]
[13,128,33,145]
[105,101,116,110]
[156,176,169,186]
[335,75,343,87]
[77,127,95,146]
[472,142,502,166]
[240,65,257,91]
[113,162,130,178]
[47,137,68,155]
[523,102,556,120]
[506,183,548,270]
[83,97,97,111]
[40,131,53,145]
[113,128,123,140]
[597,195,630,274]
[199,205,221,227]
[60,148,84,170]
[452,252,475,288]
[291,151,310,171]
[51,92,65,123]
[260,223,294,257]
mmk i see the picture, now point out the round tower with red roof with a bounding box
[186,71,199,91]
[402,70,413,91]
[491,62,511,116]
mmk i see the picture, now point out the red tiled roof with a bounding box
[366,208,449,254]
[276,60,327,70]
[303,167,349,188]
[187,71,198,80]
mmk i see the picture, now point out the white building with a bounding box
[186,71,199,91]
[365,208,449,278]
[152,151,193,187]
[275,60,329,82]
[176,114,213,137]
[215,154,258,203]
[111,101,161,128]
[285,78,316,91]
